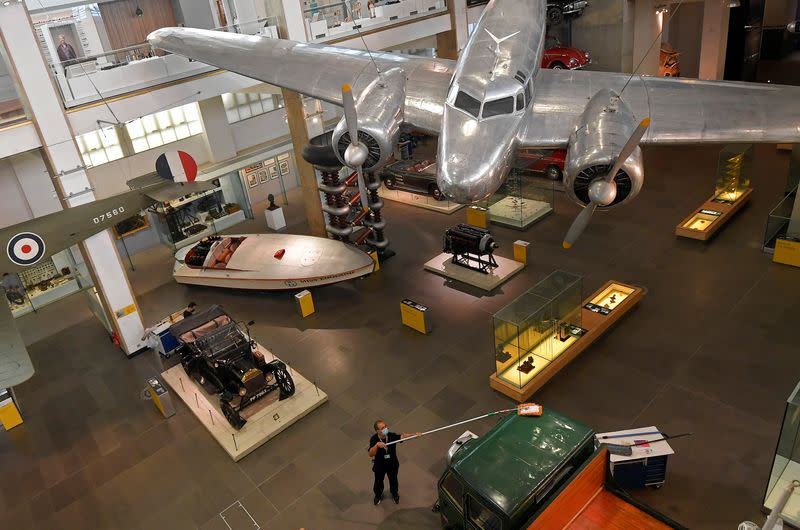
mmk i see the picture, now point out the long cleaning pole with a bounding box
[383,408,519,447]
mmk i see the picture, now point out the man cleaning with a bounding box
[368,419,420,505]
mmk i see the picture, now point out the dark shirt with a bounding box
[57,43,77,62]
[369,432,401,469]
[183,309,195,318]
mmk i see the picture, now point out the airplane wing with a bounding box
[520,69,800,148]
[147,28,454,134]
[0,299,34,388]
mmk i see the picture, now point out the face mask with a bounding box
[381,427,389,436]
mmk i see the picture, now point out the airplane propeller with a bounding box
[341,84,370,210]
[562,117,651,249]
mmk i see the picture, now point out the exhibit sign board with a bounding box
[401,298,430,334]
[0,389,23,430]
[774,238,800,267]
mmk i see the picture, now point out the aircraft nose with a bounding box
[438,164,497,204]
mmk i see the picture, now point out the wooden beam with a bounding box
[281,89,327,237]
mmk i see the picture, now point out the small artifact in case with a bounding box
[495,349,512,363]
[517,356,535,374]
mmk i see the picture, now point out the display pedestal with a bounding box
[381,186,464,214]
[489,280,645,402]
[675,188,752,241]
[264,207,286,231]
[423,252,524,292]
[488,197,552,230]
[161,344,327,461]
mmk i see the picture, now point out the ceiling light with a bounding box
[654,5,669,14]
[2,1,11,6]
[728,0,740,6]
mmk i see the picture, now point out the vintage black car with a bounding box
[546,0,589,25]
[170,305,295,429]
[381,159,445,201]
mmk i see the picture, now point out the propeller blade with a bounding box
[341,84,359,147]
[356,165,369,210]
[563,203,597,249]
[604,117,651,182]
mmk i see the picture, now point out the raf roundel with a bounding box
[7,232,46,267]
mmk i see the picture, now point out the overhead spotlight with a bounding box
[728,0,740,7]
[789,21,799,33]
[654,5,669,14]
[2,1,11,6]
[135,6,143,17]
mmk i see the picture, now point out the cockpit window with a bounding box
[516,93,524,111]
[454,90,481,118]
[482,97,515,118]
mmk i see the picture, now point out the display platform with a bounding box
[381,186,464,214]
[423,252,524,291]
[488,196,553,229]
[490,280,645,402]
[161,345,327,461]
[675,188,752,241]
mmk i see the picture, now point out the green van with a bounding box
[436,408,594,530]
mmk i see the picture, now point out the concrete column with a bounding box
[0,4,145,355]
[698,0,730,80]
[438,0,468,58]
[632,0,660,76]
[281,89,326,237]
[276,0,308,41]
[198,96,238,163]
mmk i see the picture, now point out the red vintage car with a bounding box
[518,149,567,180]
[542,36,591,70]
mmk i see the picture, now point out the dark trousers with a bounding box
[373,464,399,498]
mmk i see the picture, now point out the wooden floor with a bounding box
[567,490,673,530]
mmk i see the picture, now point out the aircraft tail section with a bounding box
[0,189,156,274]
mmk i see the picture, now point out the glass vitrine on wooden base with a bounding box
[493,271,583,389]
[764,381,800,526]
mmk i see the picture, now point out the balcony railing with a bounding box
[303,0,447,42]
[48,17,280,109]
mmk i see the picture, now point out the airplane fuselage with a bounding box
[437,0,546,203]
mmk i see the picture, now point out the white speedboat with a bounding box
[173,233,375,290]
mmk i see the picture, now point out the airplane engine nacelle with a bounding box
[564,89,644,209]
[332,68,406,171]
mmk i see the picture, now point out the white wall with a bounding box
[0,159,34,228]
[0,149,61,229]
[10,150,61,218]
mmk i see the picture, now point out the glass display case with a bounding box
[713,144,752,204]
[151,173,251,250]
[763,187,797,253]
[4,246,93,318]
[480,169,555,230]
[763,381,800,526]
[493,271,583,389]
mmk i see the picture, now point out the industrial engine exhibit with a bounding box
[1,0,800,528]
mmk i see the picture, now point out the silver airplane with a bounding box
[148,0,800,247]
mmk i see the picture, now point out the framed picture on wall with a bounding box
[268,164,278,180]
[279,160,290,176]
[247,172,259,188]
[258,169,269,183]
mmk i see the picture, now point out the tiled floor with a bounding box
[1,144,798,530]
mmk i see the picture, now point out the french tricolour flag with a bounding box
[155,150,198,183]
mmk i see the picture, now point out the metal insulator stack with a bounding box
[318,169,352,241]
[302,131,392,258]
[362,171,389,251]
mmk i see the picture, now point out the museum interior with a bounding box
[1,0,800,529]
